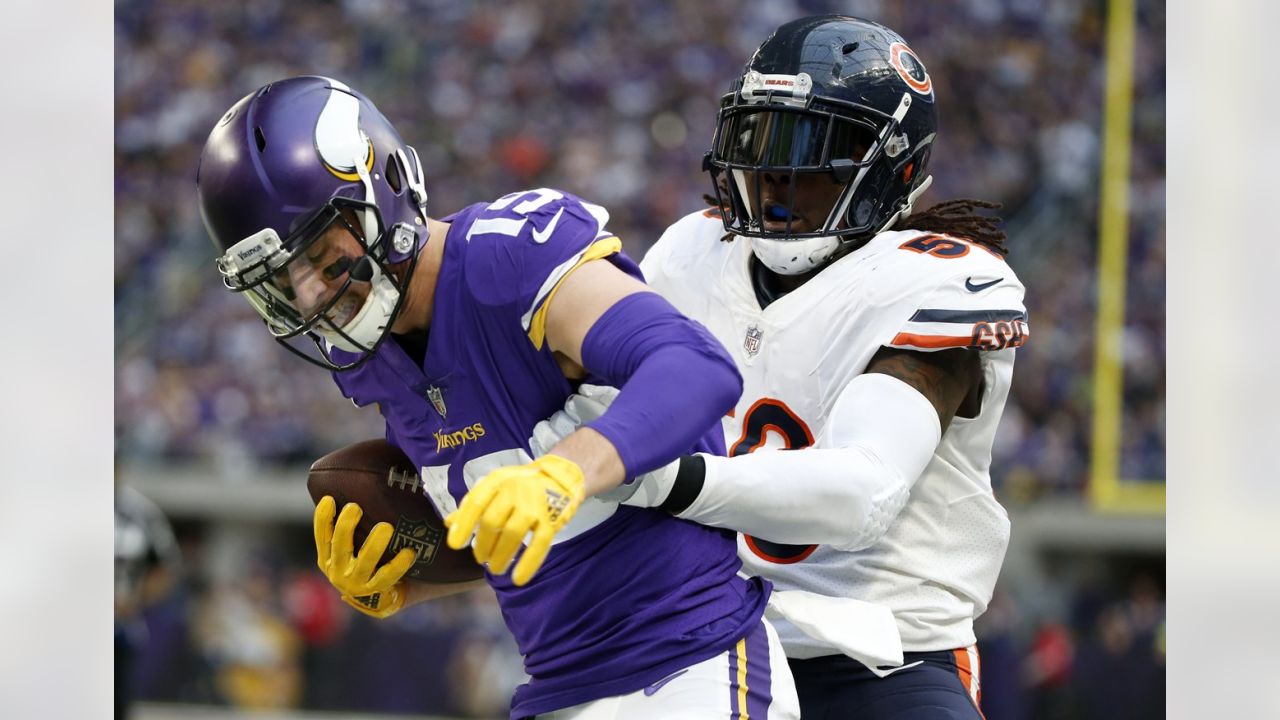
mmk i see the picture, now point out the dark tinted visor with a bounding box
[715,108,880,168]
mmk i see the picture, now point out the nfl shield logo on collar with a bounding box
[426,385,447,418]
[743,325,764,357]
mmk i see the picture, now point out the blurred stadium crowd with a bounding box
[114,0,1165,718]
[114,0,1165,494]
[128,549,1163,719]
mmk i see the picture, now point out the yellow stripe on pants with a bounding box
[737,637,749,719]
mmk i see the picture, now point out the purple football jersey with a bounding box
[329,189,768,718]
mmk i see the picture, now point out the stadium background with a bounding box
[114,0,1165,718]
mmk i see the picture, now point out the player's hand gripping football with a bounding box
[444,455,585,586]
[313,496,418,618]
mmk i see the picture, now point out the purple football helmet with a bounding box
[197,76,429,371]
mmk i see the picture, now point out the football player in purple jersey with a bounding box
[196,76,798,719]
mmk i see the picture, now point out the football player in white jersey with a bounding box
[535,15,1025,719]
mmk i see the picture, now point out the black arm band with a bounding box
[659,454,707,515]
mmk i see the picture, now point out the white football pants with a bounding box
[537,618,799,720]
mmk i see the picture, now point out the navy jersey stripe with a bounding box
[908,308,1027,324]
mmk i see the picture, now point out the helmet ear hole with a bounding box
[253,126,267,152]
[384,154,402,194]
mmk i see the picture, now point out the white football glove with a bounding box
[529,384,680,507]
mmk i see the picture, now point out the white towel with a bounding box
[765,588,905,677]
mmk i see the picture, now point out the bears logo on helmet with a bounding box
[889,42,933,96]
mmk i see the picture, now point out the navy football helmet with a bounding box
[197,76,429,370]
[707,16,938,274]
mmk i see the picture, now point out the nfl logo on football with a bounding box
[392,516,442,569]
[743,325,764,357]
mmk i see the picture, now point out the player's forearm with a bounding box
[580,292,742,479]
[548,426,626,497]
[588,343,739,477]
[665,448,911,550]
[661,374,940,550]
[401,578,489,607]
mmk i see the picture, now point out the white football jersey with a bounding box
[641,209,1026,655]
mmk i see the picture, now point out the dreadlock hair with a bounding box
[898,199,1008,255]
[700,193,1009,254]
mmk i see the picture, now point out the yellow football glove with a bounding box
[313,496,418,617]
[342,587,406,619]
[444,455,585,586]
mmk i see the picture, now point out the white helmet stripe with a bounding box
[315,85,368,175]
[320,76,350,92]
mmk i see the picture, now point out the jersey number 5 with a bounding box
[900,233,1004,260]
[729,399,819,564]
[899,234,969,258]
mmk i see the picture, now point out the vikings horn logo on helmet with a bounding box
[315,77,375,182]
[199,75,431,372]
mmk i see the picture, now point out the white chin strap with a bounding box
[750,234,843,275]
[750,174,935,276]
[317,260,400,352]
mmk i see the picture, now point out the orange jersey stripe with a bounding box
[954,648,973,694]
[953,647,987,719]
[890,332,972,349]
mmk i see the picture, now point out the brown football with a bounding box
[307,439,484,584]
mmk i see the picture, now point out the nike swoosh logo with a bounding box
[876,660,926,676]
[643,668,689,696]
[964,276,1003,292]
[530,208,564,244]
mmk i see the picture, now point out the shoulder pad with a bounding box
[466,188,608,247]
[871,229,1008,267]
[641,208,731,286]
[458,189,636,348]
[859,231,1012,300]
[859,231,1029,352]
[462,189,621,305]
